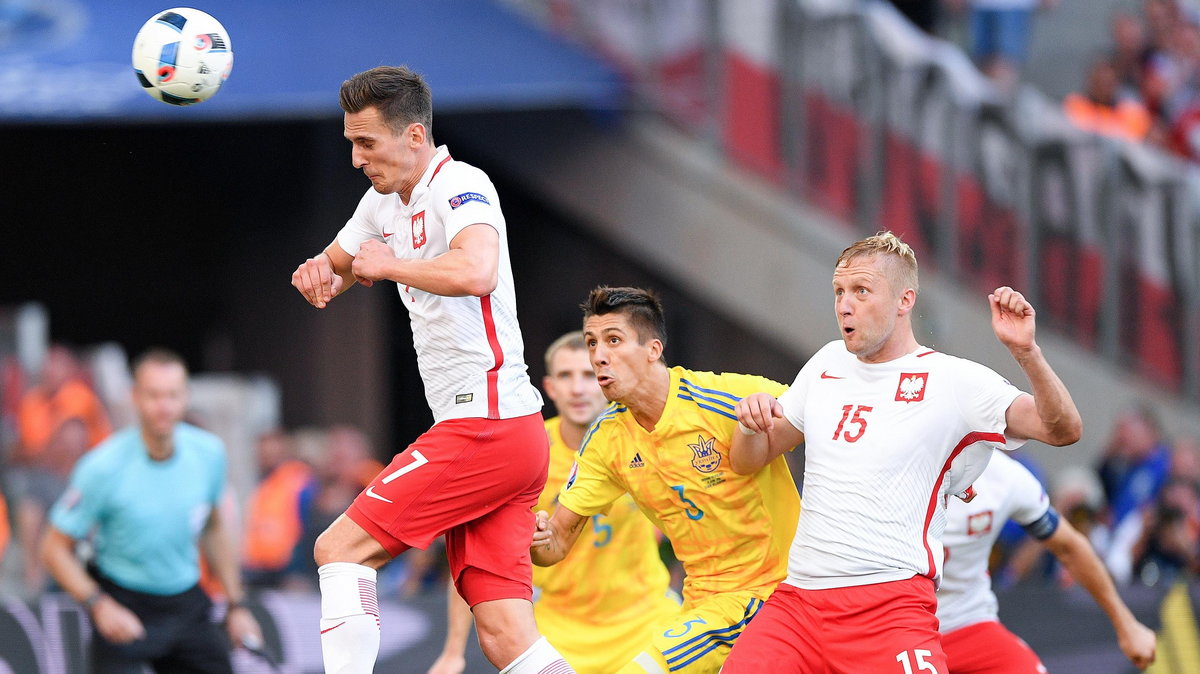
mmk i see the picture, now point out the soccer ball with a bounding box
[132,8,233,106]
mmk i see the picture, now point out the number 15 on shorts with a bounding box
[896,649,938,674]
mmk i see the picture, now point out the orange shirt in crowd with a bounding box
[0,491,9,560]
[16,378,111,461]
[1063,93,1152,142]
[243,460,314,572]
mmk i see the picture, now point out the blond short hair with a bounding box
[544,331,586,373]
[836,231,919,295]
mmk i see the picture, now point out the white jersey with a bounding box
[337,145,543,423]
[939,451,1050,633]
[778,340,1025,590]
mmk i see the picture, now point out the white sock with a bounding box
[499,637,575,674]
[318,562,380,674]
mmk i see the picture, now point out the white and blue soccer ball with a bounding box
[132,7,233,106]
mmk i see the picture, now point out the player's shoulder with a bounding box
[676,366,785,397]
[429,155,494,194]
[914,347,983,370]
[793,340,852,380]
[810,340,852,365]
[578,403,628,455]
[916,348,1011,386]
[176,422,226,455]
[75,427,137,476]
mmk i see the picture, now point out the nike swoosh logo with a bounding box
[820,371,844,379]
[321,621,347,634]
[382,232,393,238]
[365,486,393,503]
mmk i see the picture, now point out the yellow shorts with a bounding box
[616,590,768,674]
[537,591,681,674]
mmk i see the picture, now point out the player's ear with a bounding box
[647,338,663,363]
[408,122,426,146]
[896,287,917,316]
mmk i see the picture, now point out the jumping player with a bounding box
[290,65,569,674]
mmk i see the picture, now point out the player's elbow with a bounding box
[462,270,498,297]
[729,454,761,476]
[1046,416,1083,447]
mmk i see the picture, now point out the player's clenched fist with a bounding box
[531,510,553,549]
[736,392,784,435]
[292,253,343,309]
[988,286,1036,352]
[352,239,396,285]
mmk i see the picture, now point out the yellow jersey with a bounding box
[534,416,673,621]
[560,367,799,604]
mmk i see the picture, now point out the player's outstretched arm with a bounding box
[1042,518,1156,669]
[730,393,804,475]
[530,505,587,567]
[989,286,1082,446]
[292,240,355,308]
[427,583,472,674]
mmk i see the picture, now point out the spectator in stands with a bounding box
[242,430,314,589]
[1168,435,1200,483]
[290,426,382,588]
[10,346,108,596]
[1096,405,1171,583]
[0,488,9,562]
[1111,11,1150,98]
[1134,0,1179,126]
[1063,57,1153,141]
[948,0,1058,92]
[1133,478,1200,585]
[15,344,111,458]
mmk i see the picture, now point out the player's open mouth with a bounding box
[596,375,614,386]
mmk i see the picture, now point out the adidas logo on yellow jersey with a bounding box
[628,453,645,469]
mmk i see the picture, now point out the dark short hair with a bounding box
[131,348,188,379]
[338,65,433,139]
[580,286,666,347]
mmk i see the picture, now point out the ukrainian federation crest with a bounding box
[895,372,928,402]
[688,435,721,473]
[412,211,427,249]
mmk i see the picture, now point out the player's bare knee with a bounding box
[313,527,344,566]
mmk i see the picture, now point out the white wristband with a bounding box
[737,421,759,436]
